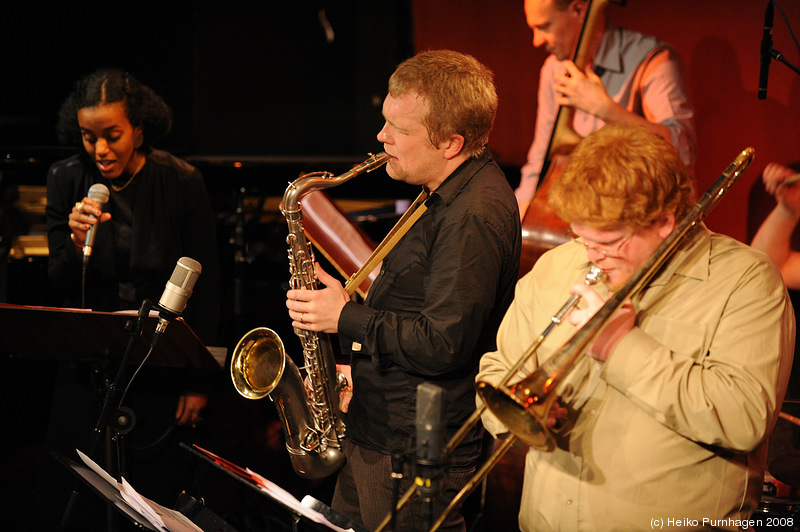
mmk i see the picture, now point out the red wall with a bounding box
[413,0,800,243]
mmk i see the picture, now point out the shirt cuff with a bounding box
[338,300,372,352]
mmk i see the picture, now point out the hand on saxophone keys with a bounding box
[301,363,354,413]
[567,282,636,362]
[336,364,353,413]
[286,262,350,334]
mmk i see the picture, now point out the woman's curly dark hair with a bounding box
[56,69,172,148]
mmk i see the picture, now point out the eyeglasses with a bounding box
[566,227,634,258]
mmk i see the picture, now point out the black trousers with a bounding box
[331,439,475,532]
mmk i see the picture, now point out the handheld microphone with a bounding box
[155,257,202,335]
[758,1,774,100]
[82,184,110,265]
[415,382,445,499]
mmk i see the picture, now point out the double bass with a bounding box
[484,2,623,526]
[519,0,625,275]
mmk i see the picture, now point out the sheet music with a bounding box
[245,468,355,532]
[76,450,202,532]
[189,444,355,531]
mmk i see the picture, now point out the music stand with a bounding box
[52,452,160,531]
[181,443,368,532]
[0,302,223,529]
[52,450,218,532]
[0,302,221,370]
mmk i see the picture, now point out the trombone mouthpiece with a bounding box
[585,265,605,285]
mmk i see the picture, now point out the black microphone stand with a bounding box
[763,0,800,86]
[389,451,406,532]
[769,46,800,77]
[61,299,153,528]
[416,459,444,532]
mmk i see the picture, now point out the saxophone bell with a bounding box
[230,326,347,479]
[230,327,285,400]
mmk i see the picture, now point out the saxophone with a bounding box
[230,152,390,479]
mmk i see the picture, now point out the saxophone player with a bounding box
[286,49,521,531]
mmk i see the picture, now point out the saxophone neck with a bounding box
[280,171,331,215]
[280,152,390,214]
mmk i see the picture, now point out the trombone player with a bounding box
[477,124,795,530]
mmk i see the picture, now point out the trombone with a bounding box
[375,266,605,532]
[476,146,755,451]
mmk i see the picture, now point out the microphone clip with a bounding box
[123,299,154,335]
[154,304,180,336]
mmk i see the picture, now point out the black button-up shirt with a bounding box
[338,152,521,464]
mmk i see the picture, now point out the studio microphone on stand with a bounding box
[154,257,202,338]
[117,259,201,437]
[82,183,110,267]
[758,0,774,100]
[416,382,446,529]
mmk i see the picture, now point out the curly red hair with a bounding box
[549,124,695,229]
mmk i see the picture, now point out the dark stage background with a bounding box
[4,0,800,238]
[2,1,800,531]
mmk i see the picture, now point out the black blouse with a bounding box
[45,149,221,345]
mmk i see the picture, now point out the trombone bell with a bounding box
[476,367,556,451]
